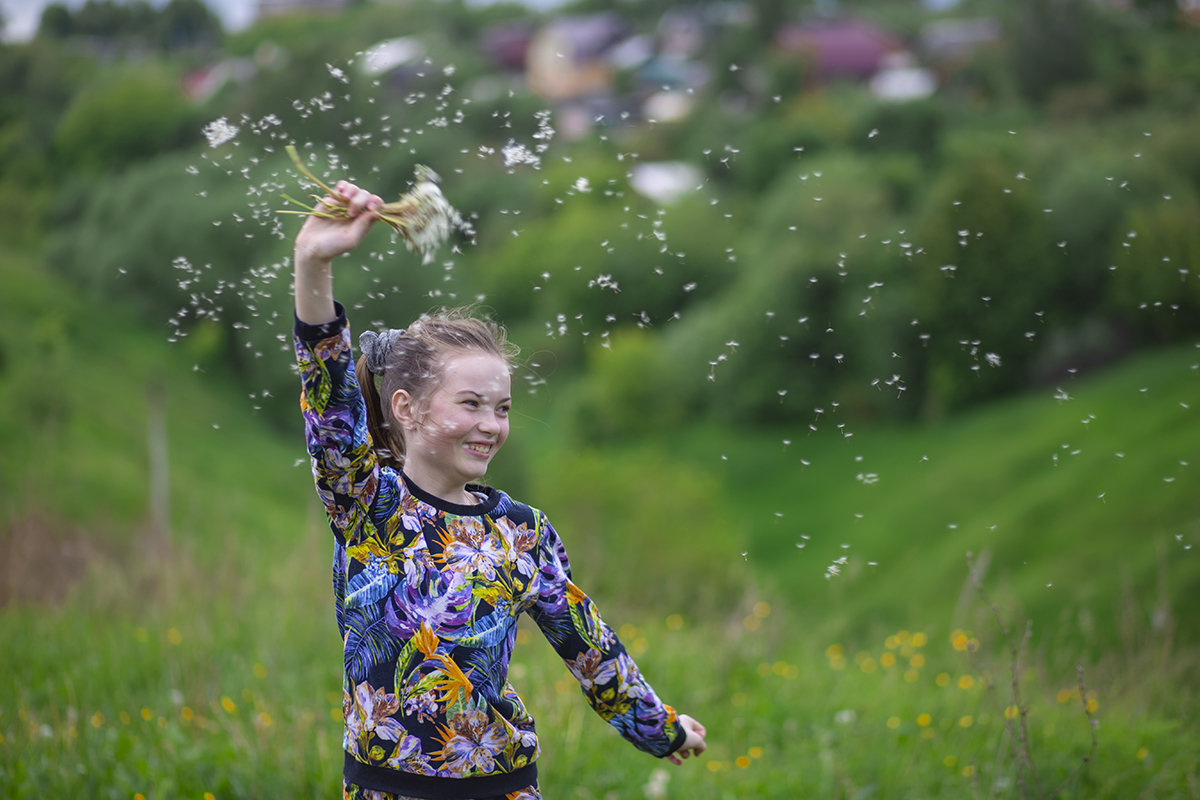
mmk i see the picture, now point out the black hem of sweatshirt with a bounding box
[344,754,538,799]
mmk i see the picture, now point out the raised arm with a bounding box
[291,179,385,545]
[293,180,383,325]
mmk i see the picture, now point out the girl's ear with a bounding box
[391,389,417,430]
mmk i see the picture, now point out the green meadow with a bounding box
[1,247,1197,798]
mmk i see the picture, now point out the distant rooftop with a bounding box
[257,0,351,20]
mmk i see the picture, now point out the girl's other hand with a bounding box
[295,180,383,265]
[666,714,707,765]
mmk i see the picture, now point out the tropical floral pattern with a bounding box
[296,309,684,798]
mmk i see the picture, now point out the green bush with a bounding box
[1109,192,1200,340]
[560,326,692,443]
[911,151,1057,414]
[54,64,196,174]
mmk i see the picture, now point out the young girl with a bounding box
[292,178,707,800]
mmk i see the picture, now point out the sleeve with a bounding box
[294,303,379,545]
[525,514,687,758]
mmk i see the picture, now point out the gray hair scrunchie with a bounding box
[359,328,405,374]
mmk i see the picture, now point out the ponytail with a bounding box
[355,354,406,472]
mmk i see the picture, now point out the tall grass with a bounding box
[1,250,1197,797]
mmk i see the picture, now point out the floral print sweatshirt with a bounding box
[295,307,685,799]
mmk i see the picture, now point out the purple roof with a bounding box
[776,19,903,80]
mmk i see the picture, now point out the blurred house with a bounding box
[869,52,937,101]
[918,17,1001,65]
[657,7,709,59]
[257,0,351,21]
[479,20,537,74]
[774,17,906,85]
[525,13,631,101]
[182,57,256,103]
[628,161,704,205]
[359,36,425,77]
[524,13,638,138]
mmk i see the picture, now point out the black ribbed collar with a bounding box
[402,473,500,516]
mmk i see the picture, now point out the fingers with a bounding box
[334,180,382,218]
[681,714,707,739]
[666,714,708,766]
[667,744,701,765]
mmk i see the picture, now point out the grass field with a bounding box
[1,249,1197,798]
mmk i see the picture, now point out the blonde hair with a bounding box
[355,308,517,472]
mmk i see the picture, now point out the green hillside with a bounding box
[2,247,1196,797]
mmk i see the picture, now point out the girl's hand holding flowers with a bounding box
[280,144,468,266]
[295,180,383,265]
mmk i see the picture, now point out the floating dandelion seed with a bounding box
[825,555,848,579]
[203,117,240,148]
[502,140,540,169]
[588,274,620,292]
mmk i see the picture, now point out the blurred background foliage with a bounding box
[3,0,1197,434]
[2,1,1190,431]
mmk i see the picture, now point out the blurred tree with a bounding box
[661,150,911,423]
[73,0,156,41]
[53,65,195,174]
[751,0,793,46]
[562,326,691,441]
[1109,193,1200,341]
[37,4,75,38]
[912,151,1056,414]
[1006,0,1098,105]
[155,0,223,52]
[854,97,946,165]
[1005,0,1148,110]
[0,38,94,239]
[1132,0,1185,27]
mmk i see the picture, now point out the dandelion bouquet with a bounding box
[277,144,469,263]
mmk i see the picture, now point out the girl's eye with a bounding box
[463,400,479,409]
[498,405,511,416]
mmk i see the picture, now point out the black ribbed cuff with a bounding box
[294,301,347,341]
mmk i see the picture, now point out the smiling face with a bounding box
[391,349,512,503]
